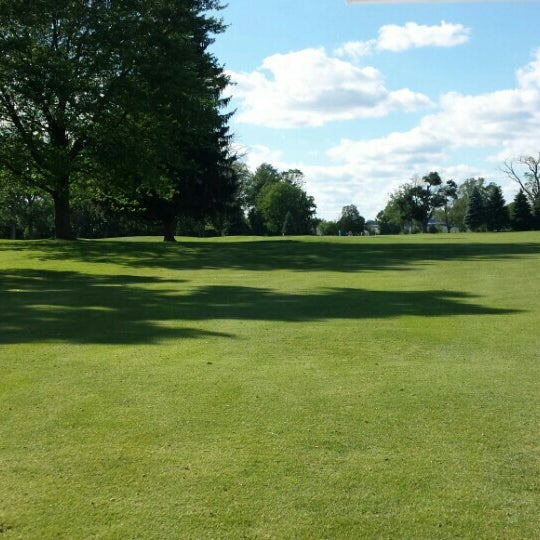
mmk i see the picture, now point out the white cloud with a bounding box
[334,40,376,59]
[241,49,540,220]
[335,21,470,60]
[377,21,470,52]
[229,47,431,128]
[329,49,540,165]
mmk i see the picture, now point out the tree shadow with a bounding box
[4,237,539,274]
[0,270,231,345]
[0,269,521,345]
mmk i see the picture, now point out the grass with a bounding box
[1,232,539,539]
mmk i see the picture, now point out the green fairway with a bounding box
[1,233,539,538]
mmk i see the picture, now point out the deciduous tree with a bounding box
[503,154,540,205]
[0,0,231,239]
[257,180,316,235]
[337,204,365,235]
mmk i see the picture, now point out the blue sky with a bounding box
[211,1,540,220]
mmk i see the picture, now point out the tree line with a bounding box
[376,160,540,234]
[4,157,540,239]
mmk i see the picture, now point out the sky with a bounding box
[210,0,540,220]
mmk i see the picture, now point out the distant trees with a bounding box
[0,174,53,239]
[377,172,455,233]
[503,154,540,205]
[375,174,525,234]
[337,204,365,235]
[486,185,510,231]
[510,190,533,231]
[241,164,316,235]
[257,180,315,235]
[438,180,458,232]
[502,154,540,232]
[317,205,366,236]
[462,181,511,232]
[318,220,340,236]
[465,187,485,232]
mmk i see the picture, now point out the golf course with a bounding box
[1,232,539,538]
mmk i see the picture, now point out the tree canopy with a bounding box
[337,204,365,235]
[0,0,232,239]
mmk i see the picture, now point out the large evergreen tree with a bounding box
[510,190,533,231]
[0,0,231,239]
[485,185,509,231]
[532,196,540,230]
[465,186,485,232]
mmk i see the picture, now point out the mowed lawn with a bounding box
[1,233,539,539]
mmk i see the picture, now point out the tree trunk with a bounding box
[163,216,178,242]
[53,186,75,240]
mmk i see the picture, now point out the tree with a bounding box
[485,185,509,231]
[503,154,540,205]
[465,186,485,231]
[318,220,339,236]
[337,204,365,235]
[0,171,53,238]
[241,163,281,210]
[533,196,540,230]
[0,0,230,239]
[257,179,316,235]
[510,190,533,231]
[451,178,496,231]
[376,209,401,235]
[418,172,444,232]
[383,173,446,233]
[438,180,458,232]
[241,165,316,235]
[134,120,239,242]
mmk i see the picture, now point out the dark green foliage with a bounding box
[450,178,492,231]
[0,175,53,239]
[241,164,316,235]
[532,196,540,230]
[511,190,533,231]
[438,180,458,232]
[376,209,402,235]
[379,172,447,234]
[242,164,281,209]
[70,199,158,239]
[485,185,509,232]
[0,0,232,240]
[465,187,485,232]
[318,220,339,236]
[257,180,316,235]
[337,204,365,235]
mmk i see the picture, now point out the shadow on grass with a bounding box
[0,269,521,345]
[3,237,539,274]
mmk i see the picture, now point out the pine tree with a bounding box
[532,197,540,230]
[510,190,533,231]
[465,187,485,231]
[485,185,509,231]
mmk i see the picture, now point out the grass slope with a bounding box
[1,233,539,539]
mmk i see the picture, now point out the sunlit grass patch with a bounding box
[1,232,539,538]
